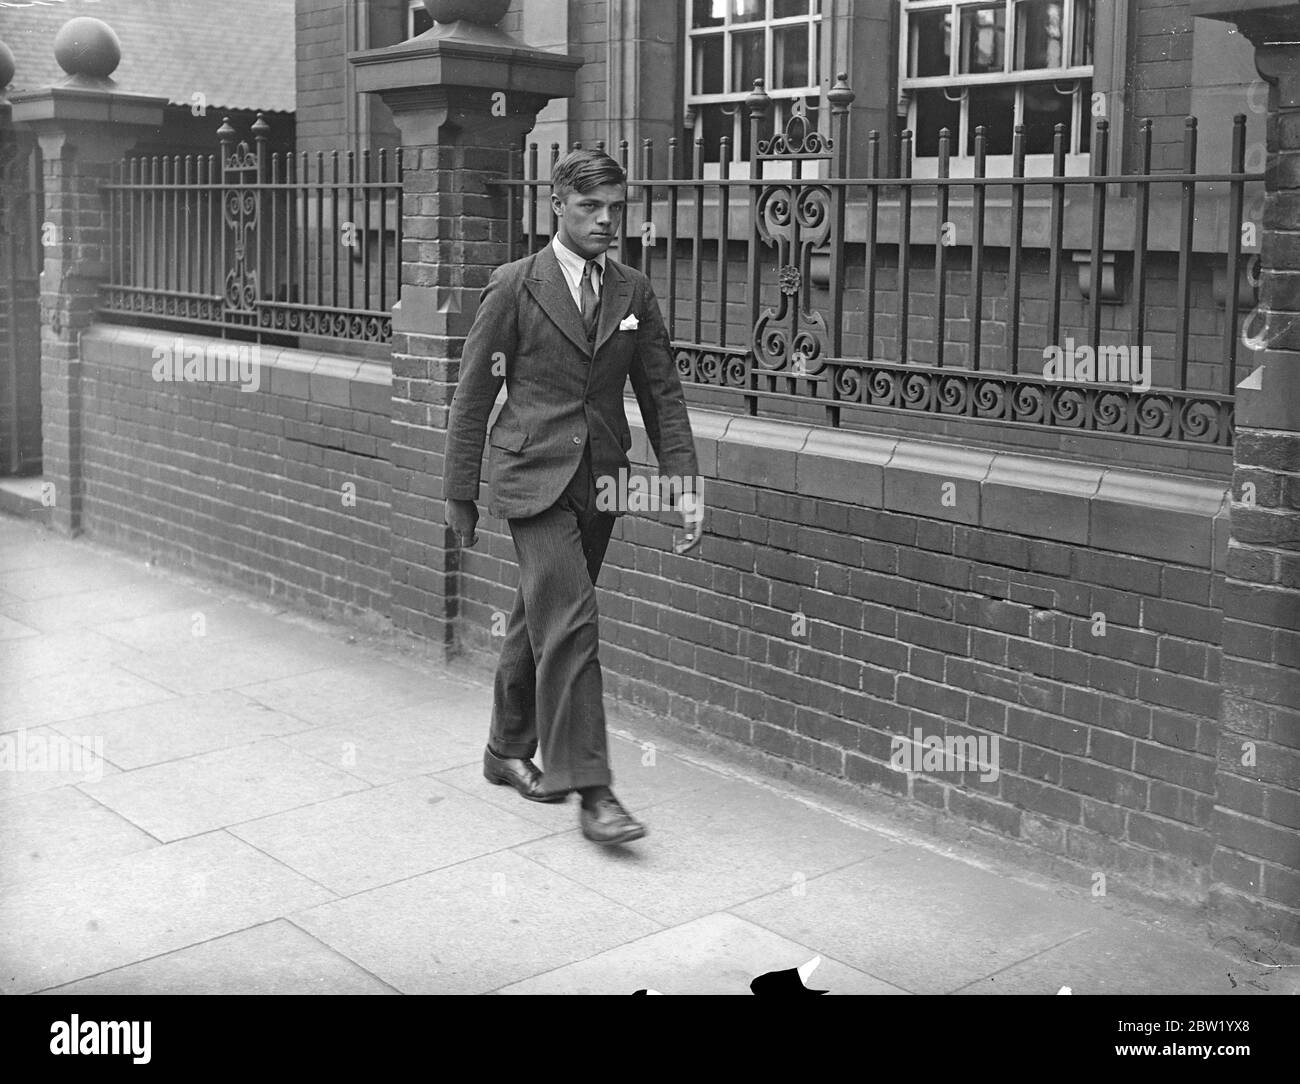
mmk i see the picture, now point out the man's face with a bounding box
[553,183,626,259]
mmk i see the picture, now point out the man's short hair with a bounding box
[551,149,626,201]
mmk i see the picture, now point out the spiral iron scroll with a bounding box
[752,184,832,375]
[222,141,259,317]
[817,362,1232,445]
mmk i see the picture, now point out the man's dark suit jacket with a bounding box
[444,243,700,520]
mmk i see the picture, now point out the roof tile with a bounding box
[0,0,295,112]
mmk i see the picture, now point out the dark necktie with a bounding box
[581,258,600,339]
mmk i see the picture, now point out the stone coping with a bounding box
[623,400,1230,573]
[80,324,391,415]
[81,323,1230,571]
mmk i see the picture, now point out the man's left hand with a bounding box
[674,489,704,555]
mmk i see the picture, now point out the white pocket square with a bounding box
[618,314,639,331]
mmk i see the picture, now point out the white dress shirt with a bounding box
[551,235,605,311]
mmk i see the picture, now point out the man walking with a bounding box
[443,149,702,845]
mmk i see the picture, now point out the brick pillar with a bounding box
[351,10,580,655]
[1195,1,1300,950]
[8,23,165,532]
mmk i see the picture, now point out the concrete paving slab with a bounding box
[49,690,316,771]
[293,850,661,994]
[498,911,906,995]
[600,731,738,809]
[0,613,39,640]
[239,661,460,729]
[731,845,1108,994]
[0,831,334,994]
[953,917,1300,996]
[0,786,158,888]
[0,581,213,634]
[0,662,177,734]
[0,626,143,682]
[0,537,92,573]
[432,731,739,829]
[514,779,896,927]
[113,636,351,698]
[80,739,370,842]
[0,728,119,801]
[95,602,304,652]
[231,776,553,895]
[43,920,396,995]
[434,759,580,829]
[280,706,484,785]
[0,558,157,601]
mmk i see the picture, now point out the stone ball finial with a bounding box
[53,17,122,80]
[0,41,15,90]
[423,0,511,26]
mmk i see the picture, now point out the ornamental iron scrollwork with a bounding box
[798,360,1233,446]
[758,98,833,159]
[221,135,260,323]
[752,183,832,376]
[750,96,837,379]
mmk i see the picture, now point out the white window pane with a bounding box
[1014,0,1064,70]
[910,9,952,78]
[694,36,725,94]
[733,0,765,23]
[775,24,810,87]
[692,0,726,29]
[731,30,765,93]
[959,5,1006,75]
[1072,0,1095,67]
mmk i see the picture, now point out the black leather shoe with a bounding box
[483,746,566,803]
[580,791,646,844]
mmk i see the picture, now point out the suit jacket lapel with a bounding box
[593,259,634,354]
[524,244,592,356]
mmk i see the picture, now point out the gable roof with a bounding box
[0,0,294,113]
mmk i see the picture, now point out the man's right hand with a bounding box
[445,498,479,547]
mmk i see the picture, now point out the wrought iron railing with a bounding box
[100,115,402,347]
[500,76,1263,449]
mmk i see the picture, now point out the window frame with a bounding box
[899,0,1096,177]
[684,0,826,178]
[407,0,433,39]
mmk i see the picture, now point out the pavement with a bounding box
[0,510,1295,997]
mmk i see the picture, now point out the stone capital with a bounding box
[9,83,167,160]
[350,22,581,149]
[1254,42,1300,107]
[373,84,550,149]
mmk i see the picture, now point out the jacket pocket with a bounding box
[489,426,527,452]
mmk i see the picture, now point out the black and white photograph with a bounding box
[0,0,1296,1056]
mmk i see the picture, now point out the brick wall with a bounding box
[568,0,608,147]
[77,327,393,620]
[296,0,349,157]
[448,406,1233,911]
[1132,0,1197,172]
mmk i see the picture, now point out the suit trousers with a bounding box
[489,440,617,793]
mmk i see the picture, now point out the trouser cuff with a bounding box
[487,737,538,759]
[538,766,613,794]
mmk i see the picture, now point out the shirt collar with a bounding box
[553,234,606,276]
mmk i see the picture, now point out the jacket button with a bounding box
[572,435,582,444]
